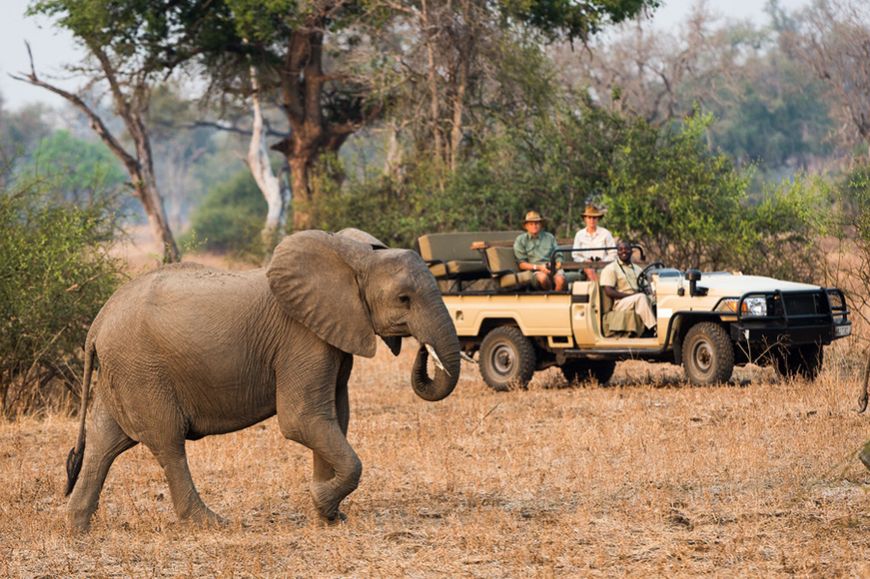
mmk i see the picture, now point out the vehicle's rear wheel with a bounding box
[479,326,536,391]
[561,360,617,386]
[772,343,824,381]
[682,322,734,385]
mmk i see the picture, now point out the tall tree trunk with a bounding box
[14,44,180,263]
[289,155,314,231]
[248,65,291,252]
[421,0,444,165]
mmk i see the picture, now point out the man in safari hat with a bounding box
[513,210,566,291]
[572,203,616,262]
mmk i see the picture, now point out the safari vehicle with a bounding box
[415,232,852,390]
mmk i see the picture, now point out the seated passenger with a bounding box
[572,203,617,262]
[600,241,656,336]
[513,210,567,291]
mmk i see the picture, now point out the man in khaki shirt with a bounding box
[599,241,656,335]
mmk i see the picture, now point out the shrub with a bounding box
[0,177,123,417]
[183,169,266,257]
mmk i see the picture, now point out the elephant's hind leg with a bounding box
[67,395,137,532]
[148,439,226,527]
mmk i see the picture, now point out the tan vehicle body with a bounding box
[417,232,851,390]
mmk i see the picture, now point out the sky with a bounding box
[0,0,811,112]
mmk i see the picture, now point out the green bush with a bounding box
[316,103,825,284]
[0,177,123,417]
[183,169,266,257]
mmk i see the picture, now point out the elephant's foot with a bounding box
[860,440,870,472]
[311,481,349,524]
[180,505,228,528]
[318,510,348,526]
[67,510,94,534]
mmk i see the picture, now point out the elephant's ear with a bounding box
[267,230,377,358]
[336,227,389,250]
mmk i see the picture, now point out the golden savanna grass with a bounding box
[1,234,868,576]
[2,345,869,576]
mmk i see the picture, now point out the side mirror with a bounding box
[685,269,702,297]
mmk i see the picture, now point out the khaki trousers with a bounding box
[613,293,656,330]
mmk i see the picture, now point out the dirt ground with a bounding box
[2,345,868,577]
[1,232,868,576]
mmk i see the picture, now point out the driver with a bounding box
[600,241,656,337]
[513,210,567,291]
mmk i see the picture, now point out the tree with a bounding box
[14,1,219,262]
[20,130,127,205]
[382,0,660,181]
[783,0,870,157]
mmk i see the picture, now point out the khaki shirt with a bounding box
[514,231,560,265]
[572,227,616,261]
[600,260,642,294]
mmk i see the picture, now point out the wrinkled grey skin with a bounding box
[65,229,460,532]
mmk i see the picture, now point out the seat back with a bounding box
[482,245,534,291]
[416,231,522,263]
[484,246,518,274]
[416,231,523,284]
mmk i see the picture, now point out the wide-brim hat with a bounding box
[523,210,544,223]
[582,204,606,218]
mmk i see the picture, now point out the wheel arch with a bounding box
[671,313,731,366]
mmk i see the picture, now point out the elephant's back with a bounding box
[93,264,270,349]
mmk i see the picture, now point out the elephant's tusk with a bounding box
[425,343,450,377]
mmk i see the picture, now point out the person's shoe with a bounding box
[641,327,657,338]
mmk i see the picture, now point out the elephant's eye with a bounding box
[398,294,411,308]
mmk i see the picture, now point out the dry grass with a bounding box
[1,343,868,577]
[2,231,867,576]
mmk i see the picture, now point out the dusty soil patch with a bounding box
[2,345,868,577]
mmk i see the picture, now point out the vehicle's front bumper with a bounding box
[728,288,851,347]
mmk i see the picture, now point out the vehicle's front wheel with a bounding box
[772,343,824,381]
[682,322,734,385]
[561,360,617,386]
[479,326,536,391]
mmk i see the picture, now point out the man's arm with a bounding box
[600,264,633,300]
[514,236,540,272]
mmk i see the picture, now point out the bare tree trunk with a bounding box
[449,0,472,171]
[247,65,291,252]
[13,44,180,263]
[289,156,314,231]
[421,0,444,166]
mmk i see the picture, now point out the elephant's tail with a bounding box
[66,339,95,496]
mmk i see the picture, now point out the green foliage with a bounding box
[0,176,123,417]
[498,0,658,42]
[319,100,824,283]
[20,130,127,204]
[183,169,266,256]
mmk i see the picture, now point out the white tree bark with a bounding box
[247,65,291,252]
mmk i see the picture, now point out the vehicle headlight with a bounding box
[716,297,767,316]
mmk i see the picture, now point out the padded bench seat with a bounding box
[483,245,535,290]
[417,231,522,285]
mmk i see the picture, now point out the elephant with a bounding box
[64,228,461,532]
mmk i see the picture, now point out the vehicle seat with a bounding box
[483,246,535,290]
[600,285,644,337]
[416,231,522,284]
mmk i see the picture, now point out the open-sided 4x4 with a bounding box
[415,232,852,390]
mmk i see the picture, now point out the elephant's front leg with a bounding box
[277,351,361,522]
[310,354,357,521]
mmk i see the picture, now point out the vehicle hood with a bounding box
[698,274,820,296]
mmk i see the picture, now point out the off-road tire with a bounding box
[682,322,734,385]
[773,343,824,381]
[479,326,536,391]
[561,360,617,386]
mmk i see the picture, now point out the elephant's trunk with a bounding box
[409,309,461,401]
